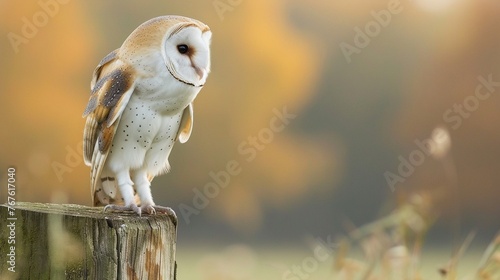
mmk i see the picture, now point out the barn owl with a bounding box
[82,15,211,216]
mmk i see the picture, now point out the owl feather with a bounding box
[82,15,211,213]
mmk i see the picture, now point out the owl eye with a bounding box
[177,44,189,54]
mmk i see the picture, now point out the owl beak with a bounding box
[194,66,206,81]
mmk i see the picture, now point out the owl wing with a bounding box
[176,103,193,143]
[82,50,137,205]
[90,48,119,90]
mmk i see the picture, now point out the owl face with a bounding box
[162,24,212,87]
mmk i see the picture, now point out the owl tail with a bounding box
[94,173,140,206]
[102,177,118,199]
[94,174,123,206]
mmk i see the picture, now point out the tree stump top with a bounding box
[0,202,178,280]
[9,202,177,225]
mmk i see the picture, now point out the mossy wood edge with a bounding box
[0,202,177,280]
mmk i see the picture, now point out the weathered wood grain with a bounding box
[0,202,177,280]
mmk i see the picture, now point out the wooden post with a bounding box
[0,202,177,280]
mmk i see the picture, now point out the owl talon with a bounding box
[140,204,176,217]
[152,205,177,219]
[141,205,156,215]
[104,204,141,216]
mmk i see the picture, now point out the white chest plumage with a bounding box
[82,15,211,216]
[106,80,200,176]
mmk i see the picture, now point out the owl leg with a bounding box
[103,170,141,215]
[132,170,156,215]
[132,170,175,216]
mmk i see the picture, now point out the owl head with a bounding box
[120,15,212,87]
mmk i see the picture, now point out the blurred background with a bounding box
[1,0,500,278]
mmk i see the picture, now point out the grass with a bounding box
[176,127,499,280]
[176,198,498,280]
[331,194,500,280]
[175,193,499,280]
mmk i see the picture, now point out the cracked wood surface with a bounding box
[0,202,177,280]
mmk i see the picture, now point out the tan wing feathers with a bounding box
[97,117,124,153]
[176,103,193,143]
[90,49,119,89]
[90,142,109,205]
[83,115,98,165]
[82,50,137,205]
[83,65,135,159]
[83,75,112,164]
[83,50,120,164]
[89,113,123,206]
